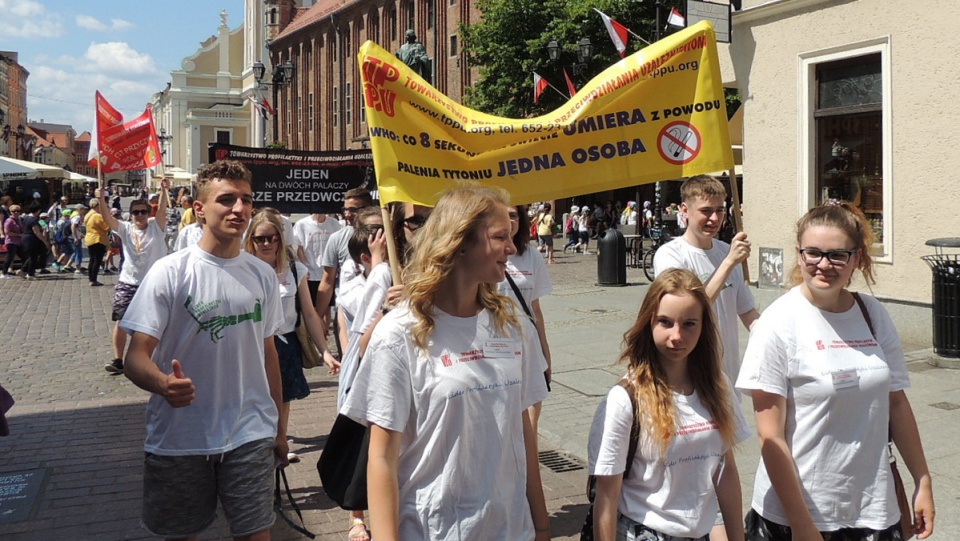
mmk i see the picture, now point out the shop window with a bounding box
[814,53,884,245]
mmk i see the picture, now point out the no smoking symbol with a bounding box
[658,121,701,165]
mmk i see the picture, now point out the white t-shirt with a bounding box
[498,247,553,313]
[116,219,167,286]
[336,263,393,410]
[173,222,203,251]
[293,215,342,280]
[654,237,756,382]
[736,287,910,530]
[589,380,750,537]
[119,245,284,456]
[277,261,309,335]
[320,225,356,295]
[279,215,299,249]
[342,306,549,541]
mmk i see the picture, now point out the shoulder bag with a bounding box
[291,262,324,369]
[852,292,914,540]
[580,379,640,541]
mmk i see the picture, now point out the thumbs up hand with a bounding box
[164,359,196,407]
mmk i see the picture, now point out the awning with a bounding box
[0,157,69,181]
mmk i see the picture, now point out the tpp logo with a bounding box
[361,56,400,117]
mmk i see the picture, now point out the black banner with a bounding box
[208,143,377,214]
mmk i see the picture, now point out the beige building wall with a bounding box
[728,0,960,304]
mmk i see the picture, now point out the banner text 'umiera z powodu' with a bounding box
[359,21,734,207]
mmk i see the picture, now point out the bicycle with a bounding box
[641,226,672,282]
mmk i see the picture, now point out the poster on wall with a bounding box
[208,143,377,214]
[759,247,784,289]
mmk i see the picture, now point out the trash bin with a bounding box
[922,238,960,358]
[597,228,627,286]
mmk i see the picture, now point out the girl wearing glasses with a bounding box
[342,185,551,540]
[736,201,934,541]
[244,211,337,462]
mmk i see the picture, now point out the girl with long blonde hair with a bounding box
[341,185,551,541]
[589,268,749,541]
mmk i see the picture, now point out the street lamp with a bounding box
[546,37,594,77]
[252,59,295,144]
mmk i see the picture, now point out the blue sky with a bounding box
[0,0,245,133]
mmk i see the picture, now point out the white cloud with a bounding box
[81,42,159,76]
[76,14,107,31]
[0,0,63,38]
[111,19,135,31]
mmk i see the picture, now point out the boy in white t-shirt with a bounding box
[120,161,286,540]
[654,175,759,384]
[99,179,170,375]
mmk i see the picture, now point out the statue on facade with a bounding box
[396,29,431,83]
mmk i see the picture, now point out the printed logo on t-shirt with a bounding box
[697,271,731,291]
[815,338,879,350]
[185,294,263,342]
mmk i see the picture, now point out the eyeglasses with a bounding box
[130,209,149,216]
[342,206,361,214]
[402,215,428,231]
[252,234,280,246]
[798,248,858,266]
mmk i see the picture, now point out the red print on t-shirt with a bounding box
[816,340,825,351]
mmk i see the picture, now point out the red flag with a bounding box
[88,91,123,167]
[246,95,269,119]
[563,68,577,97]
[91,106,162,173]
[533,72,549,104]
[595,9,629,58]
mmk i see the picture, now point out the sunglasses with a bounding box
[402,215,428,230]
[130,209,149,216]
[252,234,280,246]
[342,206,362,214]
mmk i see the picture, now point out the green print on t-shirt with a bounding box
[184,294,263,342]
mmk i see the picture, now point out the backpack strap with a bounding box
[617,378,641,480]
[851,292,875,338]
[290,260,301,328]
[504,272,533,321]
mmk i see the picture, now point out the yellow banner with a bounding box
[359,21,733,207]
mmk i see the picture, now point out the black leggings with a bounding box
[2,244,23,274]
[87,243,106,283]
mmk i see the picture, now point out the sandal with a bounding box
[348,518,370,541]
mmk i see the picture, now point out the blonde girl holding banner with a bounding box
[341,185,551,541]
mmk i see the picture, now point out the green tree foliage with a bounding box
[460,0,683,118]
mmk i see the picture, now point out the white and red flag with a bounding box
[533,72,549,104]
[563,68,577,97]
[87,91,162,172]
[247,94,269,119]
[594,9,629,58]
[667,7,686,28]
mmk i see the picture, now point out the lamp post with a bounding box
[157,128,173,162]
[546,38,594,78]
[252,60,295,145]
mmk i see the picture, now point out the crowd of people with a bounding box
[3,161,935,541]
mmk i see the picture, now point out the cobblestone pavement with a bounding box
[2,241,959,539]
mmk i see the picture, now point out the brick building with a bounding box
[266,0,481,151]
[73,132,95,177]
[0,51,29,159]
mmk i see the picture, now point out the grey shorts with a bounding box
[111,282,139,321]
[141,437,277,538]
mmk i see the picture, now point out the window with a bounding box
[450,34,458,57]
[333,86,339,128]
[428,0,435,29]
[389,6,397,41]
[297,96,302,133]
[308,92,314,131]
[215,129,231,144]
[406,1,415,32]
[801,39,891,256]
[287,96,292,136]
[360,91,366,124]
[345,82,352,126]
[816,54,883,243]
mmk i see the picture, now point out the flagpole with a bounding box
[545,80,570,100]
[381,206,403,285]
[627,29,651,46]
[727,166,750,283]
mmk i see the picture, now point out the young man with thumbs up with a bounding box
[120,160,285,541]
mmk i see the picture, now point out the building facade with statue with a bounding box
[256,0,481,152]
[150,10,252,174]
